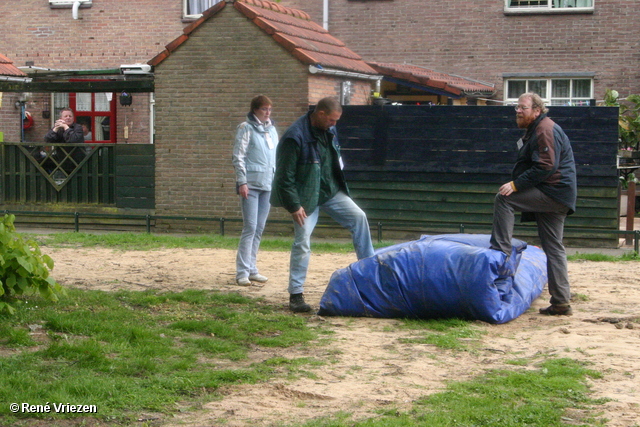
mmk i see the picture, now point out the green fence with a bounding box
[1,142,154,209]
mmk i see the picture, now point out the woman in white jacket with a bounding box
[232,95,279,286]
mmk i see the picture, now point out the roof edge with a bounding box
[236,0,311,21]
[149,1,226,67]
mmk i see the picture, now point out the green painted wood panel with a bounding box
[114,144,155,209]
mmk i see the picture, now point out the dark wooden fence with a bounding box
[1,143,154,209]
[338,105,620,247]
[1,106,621,247]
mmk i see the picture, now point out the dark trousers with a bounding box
[490,187,572,306]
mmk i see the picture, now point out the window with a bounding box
[184,0,222,18]
[53,87,117,143]
[505,77,593,106]
[506,0,593,12]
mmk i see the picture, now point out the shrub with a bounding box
[603,89,640,151]
[0,214,64,314]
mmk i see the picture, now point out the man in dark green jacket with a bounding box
[490,92,577,316]
[271,97,374,312]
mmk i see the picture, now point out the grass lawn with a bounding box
[0,231,627,425]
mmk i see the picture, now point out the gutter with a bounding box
[309,65,382,81]
[18,66,122,77]
[0,76,32,83]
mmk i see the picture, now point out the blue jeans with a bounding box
[288,191,374,295]
[236,189,271,280]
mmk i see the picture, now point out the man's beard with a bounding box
[516,116,531,129]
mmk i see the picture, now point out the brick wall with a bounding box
[0,0,183,142]
[154,5,309,222]
[282,0,640,101]
[0,0,183,69]
[153,4,375,225]
[308,75,373,105]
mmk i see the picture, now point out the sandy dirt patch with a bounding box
[43,246,640,427]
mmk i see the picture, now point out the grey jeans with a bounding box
[490,187,572,306]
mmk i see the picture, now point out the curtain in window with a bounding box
[76,93,91,112]
[528,80,547,97]
[573,80,591,98]
[555,0,592,7]
[94,116,108,141]
[53,93,69,120]
[95,93,111,112]
[187,0,219,15]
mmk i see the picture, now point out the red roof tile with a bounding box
[368,62,495,97]
[0,53,27,77]
[149,0,377,76]
[236,1,375,74]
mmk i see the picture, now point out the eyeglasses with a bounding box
[514,105,532,112]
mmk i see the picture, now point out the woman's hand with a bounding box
[238,184,249,199]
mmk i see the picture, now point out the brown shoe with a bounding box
[539,305,573,316]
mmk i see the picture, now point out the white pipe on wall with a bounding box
[323,0,329,30]
[72,1,80,19]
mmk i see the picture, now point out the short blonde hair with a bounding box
[519,92,548,114]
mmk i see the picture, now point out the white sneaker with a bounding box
[236,277,251,286]
[249,273,268,283]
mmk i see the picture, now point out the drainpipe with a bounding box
[19,102,26,142]
[72,0,81,19]
[323,0,329,30]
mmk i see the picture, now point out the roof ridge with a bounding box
[237,0,311,21]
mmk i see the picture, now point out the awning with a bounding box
[0,66,153,93]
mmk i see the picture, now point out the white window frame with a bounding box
[183,0,222,19]
[504,76,594,106]
[504,0,594,14]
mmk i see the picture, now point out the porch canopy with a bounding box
[0,66,153,93]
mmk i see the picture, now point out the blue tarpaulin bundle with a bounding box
[317,234,547,324]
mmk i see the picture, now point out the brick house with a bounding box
[281,0,640,104]
[0,0,190,146]
[0,53,30,142]
[0,0,631,235]
[150,0,380,222]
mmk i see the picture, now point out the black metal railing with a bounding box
[3,209,638,253]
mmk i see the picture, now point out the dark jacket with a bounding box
[513,113,577,214]
[44,122,85,144]
[270,111,348,213]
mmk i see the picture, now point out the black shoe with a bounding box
[289,293,311,313]
[539,304,573,316]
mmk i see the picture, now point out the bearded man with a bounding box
[490,92,577,316]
